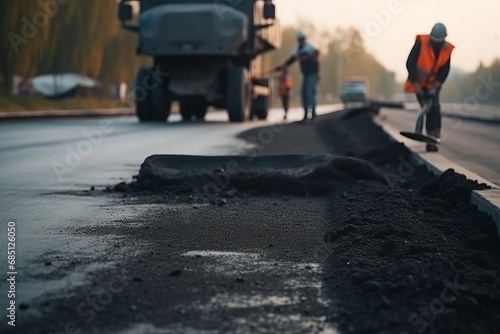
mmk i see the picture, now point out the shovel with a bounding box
[400,96,440,145]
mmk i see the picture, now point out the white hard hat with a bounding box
[296,29,306,40]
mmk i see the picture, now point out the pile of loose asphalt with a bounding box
[14,107,499,334]
[107,107,499,334]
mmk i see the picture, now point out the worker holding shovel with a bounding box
[403,23,455,152]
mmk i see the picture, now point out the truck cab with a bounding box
[118,0,281,122]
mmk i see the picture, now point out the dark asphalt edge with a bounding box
[399,106,500,125]
[373,110,500,235]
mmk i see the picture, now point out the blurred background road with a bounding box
[380,106,500,185]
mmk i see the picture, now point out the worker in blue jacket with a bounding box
[276,29,320,121]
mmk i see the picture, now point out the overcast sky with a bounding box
[273,0,500,81]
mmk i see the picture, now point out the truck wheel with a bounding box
[151,68,171,122]
[194,108,207,120]
[179,104,192,121]
[252,96,269,120]
[180,97,207,121]
[135,67,153,122]
[251,78,270,120]
[227,67,251,122]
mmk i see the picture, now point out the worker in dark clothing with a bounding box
[275,29,320,121]
[404,23,455,152]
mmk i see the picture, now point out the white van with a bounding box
[340,76,370,108]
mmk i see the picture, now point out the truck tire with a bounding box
[251,78,270,120]
[179,103,192,121]
[252,96,269,120]
[227,67,251,122]
[180,97,207,121]
[194,108,207,120]
[251,78,271,120]
[150,68,171,122]
[135,67,153,122]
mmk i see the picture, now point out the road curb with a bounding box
[0,106,187,120]
[374,115,500,235]
[401,104,500,125]
[440,111,500,125]
[0,108,135,120]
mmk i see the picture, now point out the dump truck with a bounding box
[118,0,281,123]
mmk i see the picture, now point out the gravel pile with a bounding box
[106,107,499,333]
[312,108,500,334]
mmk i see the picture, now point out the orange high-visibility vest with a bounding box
[404,35,455,93]
[279,75,292,96]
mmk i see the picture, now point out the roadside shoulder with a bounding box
[0,108,134,120]
[402,103,500,124]
[374,114,500,235]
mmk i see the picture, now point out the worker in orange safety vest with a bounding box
[404,23,455,152]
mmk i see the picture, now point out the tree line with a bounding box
[0,0,148,95]
[5,1,495,105]
[441,60,500,104]
[266,23,399,100]
[0,1,401,99]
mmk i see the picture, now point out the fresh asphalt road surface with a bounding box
[380,107,500,185]
[1,103,499,333]
[0,105,339,309]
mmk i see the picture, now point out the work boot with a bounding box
[426,144,439,152]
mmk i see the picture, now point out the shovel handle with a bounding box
[414,98,433,134]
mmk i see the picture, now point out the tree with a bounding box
[1,8,402,102]
[1,1,150,96]
[264,23,400,102]
[0,0,53,93]
[441,58,500,104]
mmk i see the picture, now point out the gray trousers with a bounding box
[301,74,319,115]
